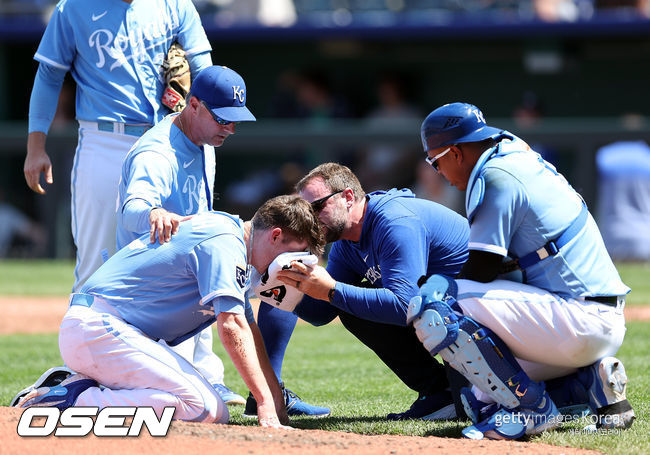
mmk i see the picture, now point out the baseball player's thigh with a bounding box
[70,129,138,290]
[455,279,625,369]
[162,329,225,385]
[59,305,227,423]
[192,328,225,384]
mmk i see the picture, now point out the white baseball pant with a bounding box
[455,279,626,382]
[59,298,228,423]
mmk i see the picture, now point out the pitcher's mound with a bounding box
[1,407,599,455]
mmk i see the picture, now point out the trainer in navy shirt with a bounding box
[277,163,469,421]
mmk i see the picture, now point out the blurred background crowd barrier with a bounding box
[1,0,649,259]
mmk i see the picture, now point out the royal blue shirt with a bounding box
[296,188,469,326]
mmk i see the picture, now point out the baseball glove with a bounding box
[161,42,191,112]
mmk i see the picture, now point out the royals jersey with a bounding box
[34,0,211,124]
[116,114,214,249]
[82,212,253,345]
[466,134,629,298]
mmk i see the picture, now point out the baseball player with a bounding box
[116,64,257,405]
[24,0,212,290]
[22,0,248,405]
[406,102,634,439]
[274,163,470,420]
[18,195,324,428]
[117,65,254,249]
[116,64,327,414]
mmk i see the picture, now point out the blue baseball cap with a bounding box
[420,102,503,152]
[189,66,256,122]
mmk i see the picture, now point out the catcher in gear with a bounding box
[161,43,191,112]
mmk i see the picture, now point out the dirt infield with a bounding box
[2,296,644,454]
[1,296,648,335]
[0,407,599,455]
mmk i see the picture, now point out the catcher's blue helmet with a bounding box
[420,102,503,152]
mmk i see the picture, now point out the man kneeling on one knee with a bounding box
[408,102,634,440]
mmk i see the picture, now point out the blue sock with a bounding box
[545,370,590,409]
[257,302,298,382]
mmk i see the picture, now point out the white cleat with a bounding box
[588,357,635,429]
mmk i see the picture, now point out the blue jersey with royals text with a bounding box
[34,0,211,124]
[82,212,252,345]
[300,189,469,326]
[116,114,215,249]
[465,134,629,298]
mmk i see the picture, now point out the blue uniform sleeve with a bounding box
[175,0,212,57]
[328,222,430,326]
[189,233,248,315]
[120,198,154,237]
[293,242,360,326]
[468,167,528,257]
[211,295,246,317]
[187,52,212,82]
[28,63,68,134]
[33,1,76,71]
[120,151,174,236]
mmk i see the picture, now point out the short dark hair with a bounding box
[295,162,365,202]
[252,195,324,256]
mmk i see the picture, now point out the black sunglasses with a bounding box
[311,190,343,212]
[200,100,237,125]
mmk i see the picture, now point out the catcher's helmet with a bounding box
[420,102,503,153]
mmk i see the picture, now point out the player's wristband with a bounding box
[327,286,336,303]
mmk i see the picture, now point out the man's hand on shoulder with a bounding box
[149,207,192,244]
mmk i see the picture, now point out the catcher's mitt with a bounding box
[161,43,190,112]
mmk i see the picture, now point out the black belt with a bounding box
[586,296,620,307]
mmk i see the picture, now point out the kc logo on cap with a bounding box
[189,66,256,122]
[232,86,245,102]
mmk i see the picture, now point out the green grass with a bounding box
[0,259,647,451]
[2,322,647,453]
[617,262,650,306]
[0,259,75,296]
[0,259,648,304]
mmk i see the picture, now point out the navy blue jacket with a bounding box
[295,188,469,326]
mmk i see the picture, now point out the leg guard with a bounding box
[459,387,500,424]
[408,275,545,410]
